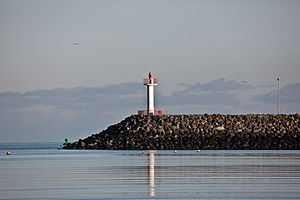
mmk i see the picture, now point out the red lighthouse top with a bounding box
[143,72,158,85]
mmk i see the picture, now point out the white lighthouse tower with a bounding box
[138,72,167,116]
[144,72,157,115]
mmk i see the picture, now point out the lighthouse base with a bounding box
[137,110,168,116]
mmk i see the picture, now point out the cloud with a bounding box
[17,105,57,117]
[158,78,252,107]
[254,83,300,113]
[185,78,255,93]
[0,82,145,142]
[5,82,144,110]
[160,90,239,106]
[0,80,299,142]
[255,83,300,104]
[255,84,276,88]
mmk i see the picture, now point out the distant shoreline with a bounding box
[64,114,300,150]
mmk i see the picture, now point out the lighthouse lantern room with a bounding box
[138,72,168,116]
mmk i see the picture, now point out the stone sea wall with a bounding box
[64,114,300,150]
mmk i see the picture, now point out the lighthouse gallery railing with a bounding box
[137,110,168,116]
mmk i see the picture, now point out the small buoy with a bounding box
[7,152,11,155]
[63,138,70,146]
[197,150,201,152]
[142,151,144,155]
[174,150,177,153]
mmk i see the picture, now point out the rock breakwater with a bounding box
[64,114,300,150]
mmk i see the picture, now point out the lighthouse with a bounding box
[144,72,157,115]
[138,72,167,116]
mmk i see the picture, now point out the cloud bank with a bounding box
[0,79,299,142]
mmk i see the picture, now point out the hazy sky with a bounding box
[0,0,300,142]
[0,0,299,92]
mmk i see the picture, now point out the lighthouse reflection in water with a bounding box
[1,143,299,200]
[148,151,155,197]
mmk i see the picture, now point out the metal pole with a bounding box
[277,77,280,114]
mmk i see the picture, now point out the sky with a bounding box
[0,0,299,142]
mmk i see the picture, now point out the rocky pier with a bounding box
[64,114,300,150]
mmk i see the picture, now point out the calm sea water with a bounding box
[0,142,299,200]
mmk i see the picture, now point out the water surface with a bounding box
[0,143,299,200]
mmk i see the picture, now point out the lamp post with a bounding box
[277,77,280,114]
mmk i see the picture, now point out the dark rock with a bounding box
[63,114,300,150]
